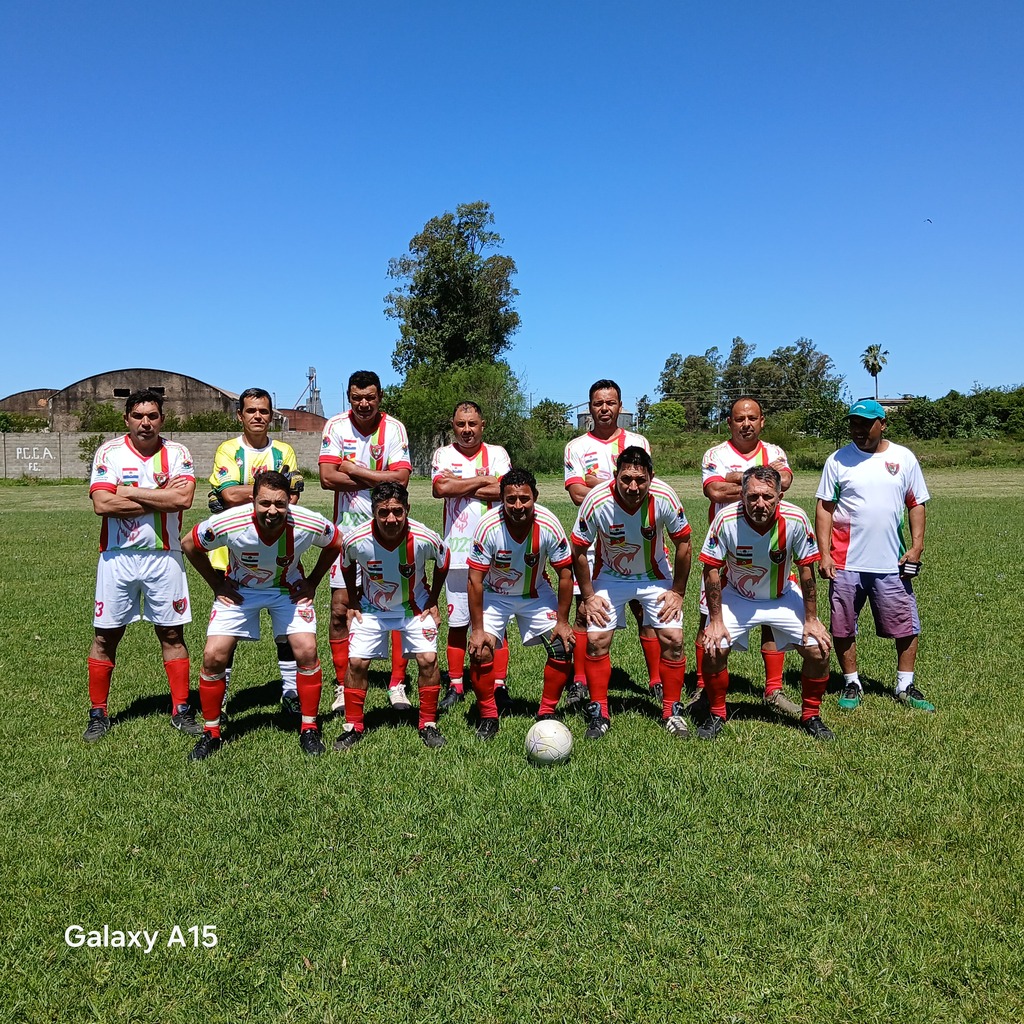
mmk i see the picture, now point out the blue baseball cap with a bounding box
[848,399,886,420]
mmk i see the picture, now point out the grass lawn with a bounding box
[1,469,1022,1022]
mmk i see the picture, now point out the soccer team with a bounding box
[83,374,935,760]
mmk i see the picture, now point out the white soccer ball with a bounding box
[524,719,573,766]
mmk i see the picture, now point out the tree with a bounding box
[647,399,687,438]
[635,394,651,433]
[528,399,573,439]
[385,201,520,376]
[78,401,126,432]
[657,347,721,430]
[718,336,756,416]
[861,344,889,400]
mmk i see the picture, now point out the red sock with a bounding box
[164,657,191,711]
[329,637,349,685]
[538,658,572,716]
[198,674,226,737]
[446,643,467,688]
[88,657,114,712]
[705,668,730,719]
[418,685,441,729]
[296,664,323,729]
[345,687,367,732]
[660,656,686,718]
[573,629,588,684]
[584,653,612,718]
[763,649,785,695]
[801,675,829,721]
[389,632,408,686]
[493,644,510,683]
[694,640,705,689]
[470,661,498,719]
[639,634,662,686]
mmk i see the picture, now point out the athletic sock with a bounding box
[277,641,297,695]
[164,657,191,712]
[762,648,784,695]
[573,629,588,684]
[418,684,441,729]
[446,642,467,690]
[705,668,730,719]
[694,640,705,690]
[198,673,226,737]
[584,653,612,718]
[87,657,114,713]
[469,660,498,720]
[801,674,830,721]
[843,672,862,690]
[493,644,510,687]
[660,656,686,718]
[329,637,350,687]
[296,664,322,730]
[639,634,662,686]
[895,671,915,694]
[538,658,572,717]
[345,686,368,732]
[389,632,408,686]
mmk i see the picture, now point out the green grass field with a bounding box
[1,470,1022,1023]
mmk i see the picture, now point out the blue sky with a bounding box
[2,1,1021,418]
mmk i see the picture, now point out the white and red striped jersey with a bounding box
[564,430,650,491]
[701,439,790,523]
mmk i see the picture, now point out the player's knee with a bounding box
[544,634,572,664]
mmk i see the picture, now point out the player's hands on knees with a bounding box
[468,629,494,663]
[702,622,730,653]
[655,590,683,623]
[419,604,441,626]
[803,618,832,656]
[214,580,243,606]
[345,607,364,627]
[581,594,611,628]
[288,580,315,604]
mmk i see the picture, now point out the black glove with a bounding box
[207,489,226,514]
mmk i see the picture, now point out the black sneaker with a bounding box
[837,682,863,710]
[419,724,445,749]
[494,685,512,714]
[696,714,725,741]
[82,708,110,743]
[686,687,709,719]
[475,717,499,741]
[281,691,302,716]
[895,685,935,712]
[333,725,364,751]
[299,727,326,756]
[536,712,557,722]
[438,686,465,712]
[801,716,835,741]
[663,701,690,739]
[188,731,222,761]
[583,701,610,740]
[563,681,590,710]
[650,682,664,705]
[171,704,204,736]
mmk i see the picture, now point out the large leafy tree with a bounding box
[861,344,889,399]
[385,201,520,376]
[718,336,756,415]
[657,347,721,430]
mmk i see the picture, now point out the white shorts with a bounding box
[587,577,682,633]
[445,566,470,628]
[572,547,597,597]
[714,582,813,652]
[482,590,559,647]
[94,551,191,629]
[207,590,317,641]
[349,611,439,660]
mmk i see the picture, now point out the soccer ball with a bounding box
[524,719,573,766]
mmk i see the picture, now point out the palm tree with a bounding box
[861,344,889,400]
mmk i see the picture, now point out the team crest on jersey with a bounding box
[154,472,168,487]
[370,444,384,461]
[399,563,415,578]
[524,553,539,567]
[218,466,229,478]
[173,598,188,614]
[321,436,331,449]
[556,538,568,554]
[203,528,216,542]
[641,526,656,540]
[770,547,787,564]
[182,460,193,472]
[297,606,315,623]
[472,541,486,559]
[96,463,108,476]
[422,625,438,642]
[886,462,900,475]
[704,460,716,471]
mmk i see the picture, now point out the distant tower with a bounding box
[306,367,324,417]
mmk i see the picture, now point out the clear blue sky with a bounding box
[2,1,1021,417]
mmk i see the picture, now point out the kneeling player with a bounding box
[182,471,342,760]
[466,469,575,740]
[698,465,834,740]
[334,483,450,751]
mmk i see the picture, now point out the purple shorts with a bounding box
[829,570,920,640]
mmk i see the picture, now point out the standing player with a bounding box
[208,387,302,714]
[697,397,796,716]
[431,401,512,711]
[182,471,342,760]
[698,466,834,741]
[319,370,413,715]
[333,483,450,750]
[815,400,934,711]
[83,389,199,742]
[564,379,659,707]
[466,469,575,740]
[571,447,692,739]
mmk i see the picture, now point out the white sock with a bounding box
[843,673,861,690]
[895,671,914,694]
[279,659,297,697]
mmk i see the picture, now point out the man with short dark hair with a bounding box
[334,482,450,751]
[319,371,413,714]
[466,469,575,740]
[699,465,834,741]
[182,471,342,760]
[83,389,199,742]
[815,400,933,712]
[571,447,692,740]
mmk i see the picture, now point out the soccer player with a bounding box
[83,389,199,742]
[696,397,797,716]
[564,379,659,708]
[333,483,450,750]
[182,471,341,760]
[698,465,834,741]
[208,387,303,714]
[815,400,934,712]
[431,400,512,712]
[319,370,413,715]
[466,468,575,740]
[571,447,692,739]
